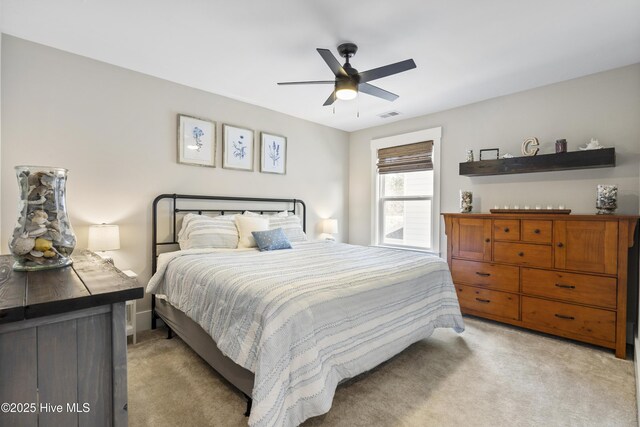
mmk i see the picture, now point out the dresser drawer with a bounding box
[494,242,552,268]
[522,268,617,309]
[522,297,615,343]
[451,259,519,292]
[521,220,552,244]
[493,220,520,241]
[455,284,519,320]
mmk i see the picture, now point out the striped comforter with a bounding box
[147,241,464,427]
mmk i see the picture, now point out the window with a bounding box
[379,170,433,249]
[371,128,441,253]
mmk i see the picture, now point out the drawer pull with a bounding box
[534,229,541,234]
[504,227,510,232]
[485,238,491,243]
[518,252,524,257]
[555,283,576,289]
[557,242,564,248]
[554,314,575,320]
[475,298,491,304]
[475,272,491,277]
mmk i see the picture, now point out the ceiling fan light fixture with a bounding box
[277,44,415,107]
[335,79,358,100]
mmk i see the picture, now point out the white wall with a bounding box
[349,64,640,256]
[0,36,350,324]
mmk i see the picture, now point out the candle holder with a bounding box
[555,139,567,153]
[465,149,474,162]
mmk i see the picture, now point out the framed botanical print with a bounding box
[177,114,216,167]
[260,132,287,175]
[222,124,255,171]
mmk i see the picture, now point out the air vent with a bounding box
[378,111,401,119]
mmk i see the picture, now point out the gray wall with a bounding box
[349,64,640,255]
[0,36,350,326]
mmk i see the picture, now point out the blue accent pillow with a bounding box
[251,228,292,251]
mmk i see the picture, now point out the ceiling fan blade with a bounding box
[323,90,336,106]
[359,83,399,102]
[277,80,335,85]
[358,59,417,83]
[317,48,348,77]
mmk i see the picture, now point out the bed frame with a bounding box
[151,194,307,416]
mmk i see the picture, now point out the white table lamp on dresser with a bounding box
[322,218,338,241]
[88,223,120,263]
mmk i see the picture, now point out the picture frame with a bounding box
[479,148,500,161]
[177,114,216,167]
[222,124,255,171]
[260,132,287,175]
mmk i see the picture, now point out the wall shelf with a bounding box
[459,148,615,176]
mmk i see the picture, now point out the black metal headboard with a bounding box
[150,194,306,329]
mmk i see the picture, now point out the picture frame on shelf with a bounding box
[177,114,216,167]
[260,132,287,175]
[479,148,500,161]
[222,124,255,171]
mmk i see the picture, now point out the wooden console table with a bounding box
[0,251,144,427]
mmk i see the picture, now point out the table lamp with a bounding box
[88,223,120,263]
[322,218,338,241]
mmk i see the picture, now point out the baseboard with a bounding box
[136,310,152,332]
[136,309,164,332]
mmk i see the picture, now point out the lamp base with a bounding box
[95,252,114,264]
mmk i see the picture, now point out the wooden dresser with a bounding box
[0,251,144,426]
[443,213,639,359]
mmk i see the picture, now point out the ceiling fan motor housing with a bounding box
[337,43,358,59]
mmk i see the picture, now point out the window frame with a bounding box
[370,127,442,255]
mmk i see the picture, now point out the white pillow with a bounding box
[268,215,307,242]
[235,216,269,248]
[177,213,199,241]
[243,210,289,218]
[178,214,239,249]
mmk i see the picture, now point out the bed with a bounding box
[147,194,464,427]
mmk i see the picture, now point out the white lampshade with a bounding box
[322,219,338,235]
[88,224,121,251]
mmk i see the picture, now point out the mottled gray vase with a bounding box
[9,166,76,271]
[460,190,473,213]
[596,184,617,215]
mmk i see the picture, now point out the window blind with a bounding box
[377,141,433,174]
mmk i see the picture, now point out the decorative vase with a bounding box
[596,184,617,215]
[9,166,77,271]
[460,190,472,213]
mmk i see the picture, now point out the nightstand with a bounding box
[122,270,138,344]
[0,251,143,426]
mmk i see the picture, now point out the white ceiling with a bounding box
[2,0,639,132]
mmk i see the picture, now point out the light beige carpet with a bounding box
[128,317,637,426]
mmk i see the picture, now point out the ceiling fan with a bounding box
[277,43,417,106]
